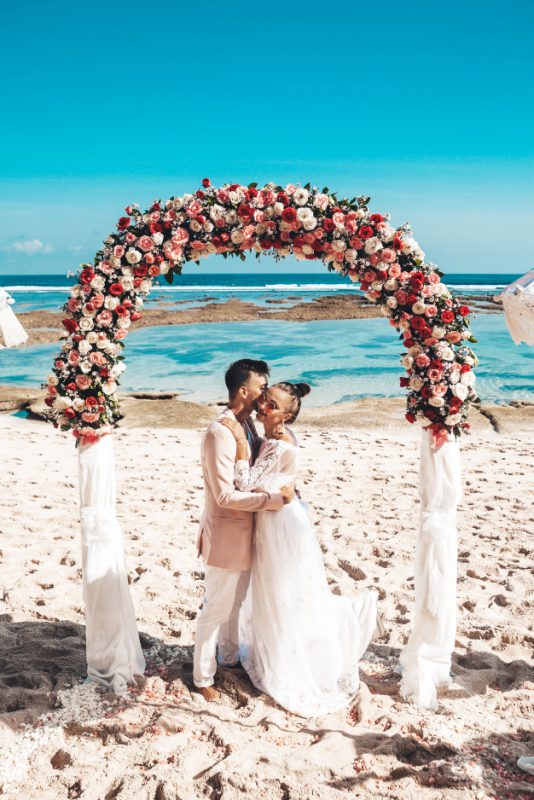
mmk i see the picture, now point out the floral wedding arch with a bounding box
[45,180,478,707]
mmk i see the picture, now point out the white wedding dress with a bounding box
[236,431,377,717]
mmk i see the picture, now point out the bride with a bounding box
[220,381,378,718]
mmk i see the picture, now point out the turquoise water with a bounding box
[1,315,531,406]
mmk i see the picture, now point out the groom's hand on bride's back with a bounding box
[280,483,295,504]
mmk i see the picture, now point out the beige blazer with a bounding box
[197,408,284,571]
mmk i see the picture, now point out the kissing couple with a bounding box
[193,359,380,718]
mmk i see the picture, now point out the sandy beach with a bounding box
[0,398,533,800]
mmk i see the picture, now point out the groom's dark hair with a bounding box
[225,359,269,396]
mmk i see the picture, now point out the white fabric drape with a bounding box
[495,269,534,346]
[0,288,28,348]
[78,434,145,693]
[399,428,462,709]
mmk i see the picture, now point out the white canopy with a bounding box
[495,269,534,346]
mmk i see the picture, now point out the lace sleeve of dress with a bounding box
[234,440,282,491]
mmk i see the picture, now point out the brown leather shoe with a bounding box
[197,685,220,702]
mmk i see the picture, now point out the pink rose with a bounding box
[82,412,100,423]
[97,309,113,326]
[433,383,448,397]
[67,298,81,313]
[415,354,430,368]
[190,241,204,251]
[113,245,125,258]
[173,227,190,245]
[427,368,443,382]
[381,248,396,263]
[285,184,297,195]
[424,305,438,317]
[369,254,380,266]
[99,260,114,275]
[364,271,376,283]
[137,236,153,252]
[92,293,105,308]
[89,351,106,366]
[148,265,161,277]
[332,212,345,228]
[125,232,136,243]
[115,329,128,340]
[388,264,401,278]
[216,188,230,203]
[254,209,266,223]
[76,375,91,390]
[68,350,80,364]
[186,200,202,217]
[349,236,363,250]
[428,272,440,284]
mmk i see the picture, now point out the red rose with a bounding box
[246,187,258,199]
[293,236,305,248]
[277,193,290,206]
[358,225,374,239]
[323,219,335,232]
[376,270,387,281]
[281,207,297,224]
[149,221,163,234]
[202,178,211,188]
[196,190,205,199]
[403,338,415,348]
[131,312,142,322]
[410,280,424,293]
[424,409,437,420]
[117,216,130,230]
[405,413,416,424]
[421,386,433,399]
[237,204,253,221]
[80,268,95,283]
[370,214,384,224]
[393,235,403,251]
[134,265,148,278]
[460,364,471,373]
[62,318,78,333]
[441,310,454,323]
[63,407,76,419]
[260,238,272,250]
[400,377,409,387]
[115,305,128,317]
[109,283,124,296]
[44,396,55,407]
[409,271,424,283]
[459,305,470,316]
[85,396,98,407]
[429,360,443,370]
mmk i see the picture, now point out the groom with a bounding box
[193,358,295,701]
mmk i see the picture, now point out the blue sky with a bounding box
[1,0,533,275]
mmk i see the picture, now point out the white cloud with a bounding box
[67,245,83,253]
[5,239,54,255]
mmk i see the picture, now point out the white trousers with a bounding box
[193,566,250,688]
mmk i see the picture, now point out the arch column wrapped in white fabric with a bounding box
[78,434,145,692]
[399,429,462,710]
[0,287,28,348]
[494,268,534,346]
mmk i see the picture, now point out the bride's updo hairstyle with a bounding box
[275,381,311,424]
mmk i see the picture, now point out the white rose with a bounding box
[53,395,73,411]
[409,345,423,356]
[273,202,284,216]
[80,360,92,374]
[210,204,225,222]
[135,298,144,310]
[429,396,445,407]
[91,275,105,291]
[364,237,382,255]
[387,296,398,309]
[96,337,108,349]
[105,296,119,310]
[73,398,85,412]
[109,256,122,269]
[151,232,164,245]
[313,193,329,210]
[412,301,426,315]
[121,266,134,277]
[79,317,94,332]
[378,225,395,242]
[125,248,142,264]
[110,363,125,379]
[231,229,244,245]
[189,220,202,233]
[409,376,424,391]
[122,278,134,292]
[441,347,455,361]
[303,217,318,231]
[117,317,131,329]
[302,244,314,255]
[226,210,238,225]
[70,285,81,297]
[203,221,214,233]
[402,355,414,369]
[297,207,312,222]
[432,326,446,339]
[371,281,384,291]
[102,381,117,395]
[452,383,469,400]
[461,371,476,386]
[449,371,460,384]
[445,413,462,426]
[47,374,59,386]
[293,188,309,206]
[433,283,450,297]
[228,191,239,205]
[140,280,150,293]
[86,332,98,344]
[345,249,356,263]
[384,279,398,291]
[332,239,346,252]
[79,340,91,356]
[172,197,184,210]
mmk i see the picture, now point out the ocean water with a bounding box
[0,271,521,314]
[0,315,531,406]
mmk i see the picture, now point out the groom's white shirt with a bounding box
[197,408,284,572]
